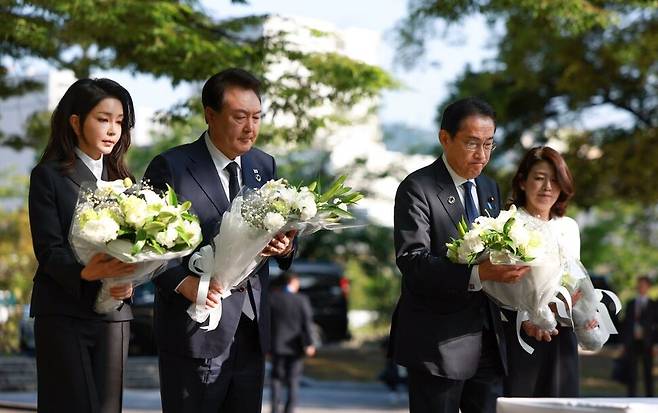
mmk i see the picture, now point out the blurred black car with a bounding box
[19,304,35,354]
[129,282,157,355]
[269,260,350,344]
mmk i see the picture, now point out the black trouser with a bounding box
[627,339,654,397]
[159,314,265,413]
[503,324,579,397]
[34,315,129,413]
[407,328,503,413]
[270,354,304,413]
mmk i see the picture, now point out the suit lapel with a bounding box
[66,157,97,189]
[433,159,464,228]
[186,137,229,214]
[240,151,264,190]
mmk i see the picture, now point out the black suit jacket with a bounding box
[28,158,132,321]
[269,289,314,356]
[143,135,293,359]
[622,297,657,348]
[390,158,506,380]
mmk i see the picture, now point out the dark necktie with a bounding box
[463,180,490,329]
[225,161,241,201]
[225,161,255,320]
[462,181,479,225]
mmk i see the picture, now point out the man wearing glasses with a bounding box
[390,97,529,413]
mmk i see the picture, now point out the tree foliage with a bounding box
[1,0,396,147]
[396,0,658,207]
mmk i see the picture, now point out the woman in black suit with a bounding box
[29,78,138,412]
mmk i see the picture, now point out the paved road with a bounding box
[0,380,409,413]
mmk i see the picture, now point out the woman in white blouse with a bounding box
[502,146,588,397]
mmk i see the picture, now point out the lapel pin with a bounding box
[486,196,495,212]
[255,174,261,182]
[447,195,456,204]
[253,169,259,174]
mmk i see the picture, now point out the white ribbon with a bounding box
[186,245,230,331]
[550,285,574,327]
[596,301,618,335]
[594,289,621,336]
[598,289,622,315]
[515,310,535,354]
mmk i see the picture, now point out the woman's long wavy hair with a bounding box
[39,78,135,180]
[507,146,575,218]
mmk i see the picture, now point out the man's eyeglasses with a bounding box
[462,140,496,153]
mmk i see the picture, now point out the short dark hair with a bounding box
[508,146,575,217]
[439,97,496,137]
[201,68,261,111]
[638,276,652,286]
[40,78,135,180]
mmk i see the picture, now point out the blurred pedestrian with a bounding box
[621,275,657,396]
[270,272,316,413]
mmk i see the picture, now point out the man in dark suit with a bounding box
[390,97,530,413]
[621,275,656,396]
[143,68,296,413]
[269,272,316,413]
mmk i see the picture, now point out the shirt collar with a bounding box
[441,153,475,188]
[74,147,103,181]
[204,131,242,172]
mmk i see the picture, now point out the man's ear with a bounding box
[204,106,214,125]
[438,129,450,146]
[69,114,81,137]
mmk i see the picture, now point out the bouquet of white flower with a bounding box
[561,258,621,351]
[70,178,202,313]
[187,176,363,331]
[446,206,574,353]
[446,205,543,265]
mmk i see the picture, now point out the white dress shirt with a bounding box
[441,154,483,291]
[74,147,104,181]
[204,132,243,195]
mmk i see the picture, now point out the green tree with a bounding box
[395,0,658,206]
[1,0,396,148]
[0,173,35,353]
[395,0,658,294]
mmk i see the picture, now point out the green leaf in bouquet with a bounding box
[158,210,177,223]
[117,227,132,237]
[143,221,166,234]
[323,205,354,219]
[307,181,318,192]
[318,175,347,203]
[175,225,191,245]
[132,239,146,255]
[502,217,515,235]
[131,230,147,254]
[166,184,178,206]
[147,239,165,255]
[180,200,192,212]
[457,216,468,237]
[181,212,198,222]
[344,192,364,204]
